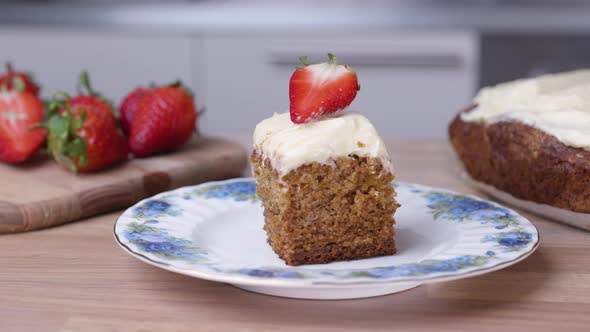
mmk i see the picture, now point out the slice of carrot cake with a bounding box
[252,112,398,266]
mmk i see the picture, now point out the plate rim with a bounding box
[462,171,590,231]
[114,177,540,288]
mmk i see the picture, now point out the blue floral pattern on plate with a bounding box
[424,191,521,229]
[133,199,182,219]
[115,179,539,284]
[192,181,258,202]
[483,231,534,251]
[342,254,495,279]
[124,220,207,261]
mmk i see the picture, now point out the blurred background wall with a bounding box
[2,0,590,138]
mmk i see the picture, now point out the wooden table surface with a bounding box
[2,139,589,332]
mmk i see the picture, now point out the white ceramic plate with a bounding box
[463,173,590,231]
[114,178,539,300]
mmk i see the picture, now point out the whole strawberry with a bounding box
[0,88,46,163]
[70,94,117,128]
[128,83,197,157]
[0,62,40,96]
[72,71,117,127]
[119,86,154,134]
[289,53,359,124]
[46,72,128,173]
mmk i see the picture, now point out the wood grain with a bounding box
[0,137,248,234]
[0,139,589,332]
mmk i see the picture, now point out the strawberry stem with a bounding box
[76,71,118,119]
[168,80,182,88]
[78,70,96,96]
[167,80,195,99]
[5,62,13,73]
[298,56,309,66]
[327,53,337,64]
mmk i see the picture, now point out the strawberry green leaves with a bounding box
[46,92,89,172]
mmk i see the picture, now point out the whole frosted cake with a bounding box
[450,70,590,213]
[251,54,399,266]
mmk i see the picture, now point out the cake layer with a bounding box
[450,108,590,213]
[461,70,590,150]
[252,152,398,266]
[253,112,393,176]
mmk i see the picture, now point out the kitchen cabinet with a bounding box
[201,32,478,138]
[0,28,477,138]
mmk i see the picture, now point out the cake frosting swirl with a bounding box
[461,70,590,150]
[253,112,393,176]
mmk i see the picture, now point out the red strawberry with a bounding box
[0,62,40,96]
[128,83,197,157]
[72,71,117,127]
[46,92,128,173]
[289,53,359,124]
[70,94,117,128]
[0,90,46,163]
[67,107,128,173]
[119,86,154,134]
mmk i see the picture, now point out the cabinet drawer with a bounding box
[202,32,478,138]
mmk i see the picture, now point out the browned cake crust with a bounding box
[449,106,590,213]
[251,152,399,266]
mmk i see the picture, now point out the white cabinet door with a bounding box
[0,28,196,106]
[201,33,478,138]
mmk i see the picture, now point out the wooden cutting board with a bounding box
[0,136,248,234]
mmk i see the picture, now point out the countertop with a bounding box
[3,0,590,34]
[1,139,589,331]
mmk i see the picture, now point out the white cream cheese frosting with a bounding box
[461,70,590,150]
[253,112,393,176]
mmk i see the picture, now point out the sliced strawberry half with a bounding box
[0,90,46,163]
[289,53,360,124]
[0,62,40,97]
